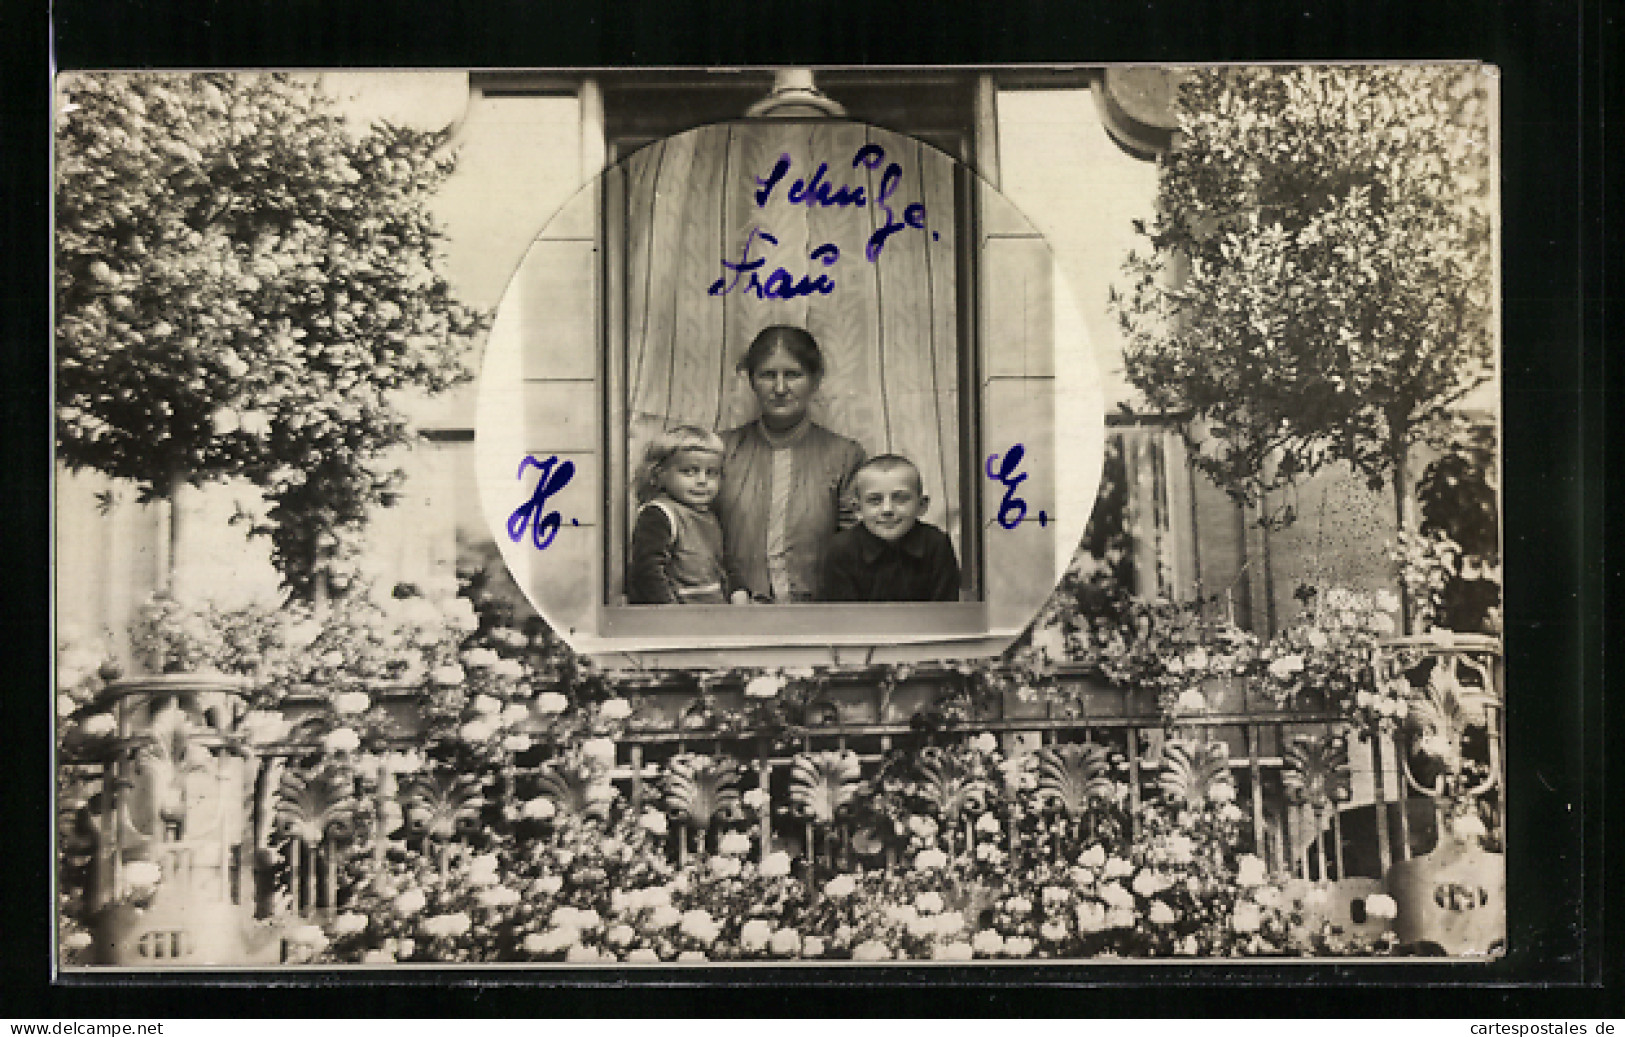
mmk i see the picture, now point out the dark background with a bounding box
[4,0,1612,1018]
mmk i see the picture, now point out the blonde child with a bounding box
[626,426,749,605]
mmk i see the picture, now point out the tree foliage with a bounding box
[56,72,485,595]
[1114,66,1495,525]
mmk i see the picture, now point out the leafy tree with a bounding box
[56,72,485,599]
[1113,67,1494,626]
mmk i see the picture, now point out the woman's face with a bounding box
[749,344,817,430]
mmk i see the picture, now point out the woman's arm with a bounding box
[625,505,680,604]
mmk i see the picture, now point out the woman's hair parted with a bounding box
[636,425,726,504]
[737,325,825,380]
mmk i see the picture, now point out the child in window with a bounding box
[819,454,961,602]
[627,426,750,605]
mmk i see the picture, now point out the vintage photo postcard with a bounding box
[53,65,1503,969]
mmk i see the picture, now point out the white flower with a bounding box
[1365,893,1399,920]
[323,727,360,754]
[600,698,632,720]
[1041,919,1070,943]
[535,691,570,715]
[718,831,752,856]
[742,788,770,811]
[1148,900,1176,926]
[679,909,719,945]
[396,939,415,958]
[639,810,668,835]
[462,648,499,669]
[124,860,162,890]
[1099,882,1134,912]
[503,733,533,753]
[1004,936,1034,957]
[331,912,368,936]
[907,815,939,840]
[1184,647,1209,671]
[972,732,999,754]
[1235,854,1269,887]
[972,929,1004,957]
[522,930,563,955]
[744,673,786,699]
[852,940,893,962]
[286,923,327,950]
[1175,688,1210,714]
[466,853,501,886]
[647,905,682,930]
[360,948,394,964]
[1105,908,1136,930]
[1075,900,1107,932]
[627,948,661,964]
[477,886,520,909]
[1102,855,1134,879]
[530,874,564,897]
[1255,885,1282,910]
[801,936,825,958]
[906,913,937,940]
[759,851,792,878]
[914,891,944,915]
[566,943,604,964]
[393,889,427,916]
[1004,896,1033,917]
[492,658,525,680]
[1450,812,1488,841]
[581,737,616,766]
[605,924,636,948]
[1164,834,1194,864]
[1131,869,1164,898]
[470,693,502,715]
[1306,628,1329,651]
[884,903,918,927]
[63,931,93,952]
[976,812,1002,835]
[1210,780,1237,804]
[421,912,471,939]
[431,664,466,687]
[1077,845,1107,870]
[1232,901,1262,933]
[913,848,947,872]
[459,719,497,743]
[932,941,974,961]
[79,713,116,738]
[332,690,371,715]
[1376,590,1402,613]
[709,854,742,879]
[739,919,773,952]
[1268,655,1306,680]
[823,875,856,899]
[935,911,967,938]
[676,949,709,963]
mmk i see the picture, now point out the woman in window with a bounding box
[714,326,866,603]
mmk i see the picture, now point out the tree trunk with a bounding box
[1391,435,1415,635]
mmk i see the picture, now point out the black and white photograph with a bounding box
[53,65,1505,970]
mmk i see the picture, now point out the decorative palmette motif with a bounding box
[911,746,991,822]
[532,762,615,821]
[662,754,744,830]
[127,701,214,835]
[398,769,487,842]
[786,750,862,825]
[1034,742,1115,816]
[1157,738,1236,807]
[1281,734,1351,810]
[1403,656,1498,798]
[273,763,362,846]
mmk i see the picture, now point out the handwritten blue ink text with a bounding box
[509,454,576,550]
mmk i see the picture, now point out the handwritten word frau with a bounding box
[986,445,1048,530]
[720,143,935,299]
[508,454,577,550]
[709,228,840,300]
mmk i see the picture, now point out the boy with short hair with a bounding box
[818,454,961,602]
